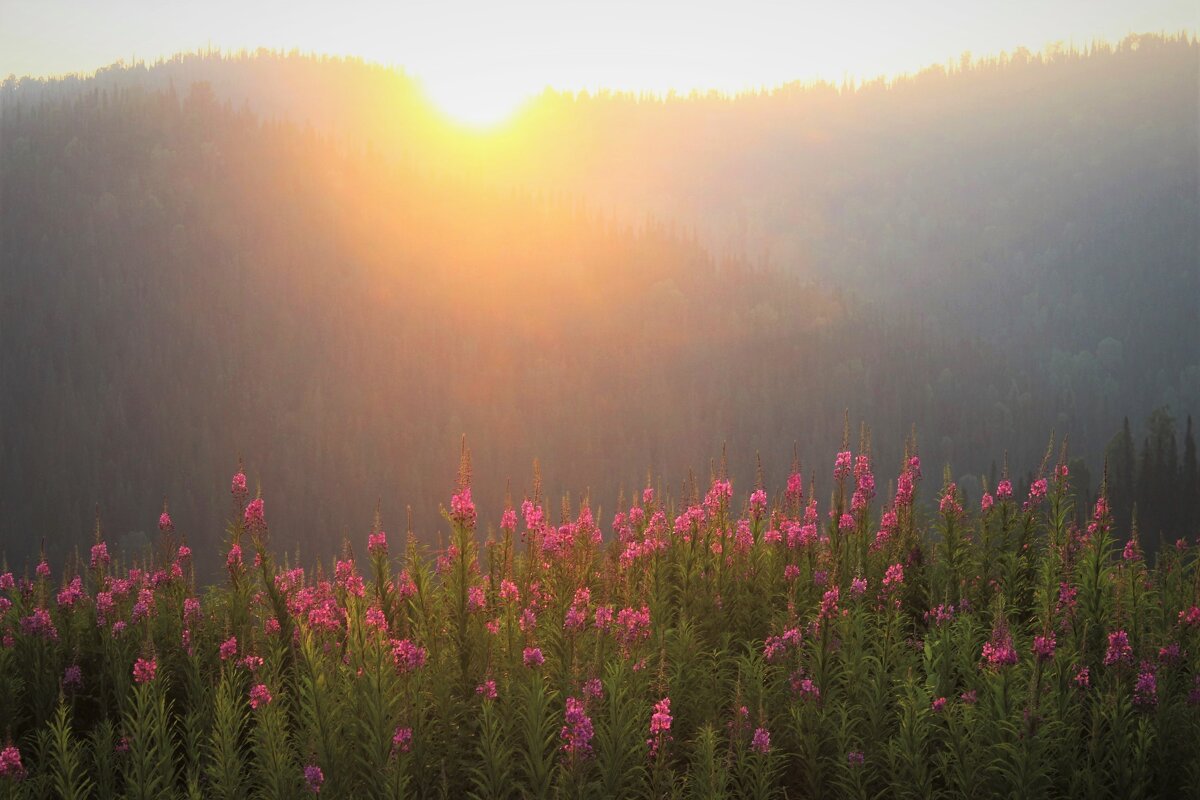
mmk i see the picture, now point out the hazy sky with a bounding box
[2,0,1195,123]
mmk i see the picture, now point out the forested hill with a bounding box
[0,35,1196,573]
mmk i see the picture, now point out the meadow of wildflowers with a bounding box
[0,437,1198,799]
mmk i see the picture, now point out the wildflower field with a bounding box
[1,440,1198,799]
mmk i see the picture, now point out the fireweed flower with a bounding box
[500,507,518,533]
[1134,662,1158,708]
[561,696,595,759]
[1104,630,1133,666]
[476,680,497,700]
[751,727,771,754]
[938,483,962,517]
[158,511,174,534]
[834,451,853,481]
[850,576,868,597]
[982,620,1018,668]
[226,543,243,572]
[132,657,157,684]
[304,764,324,794]
[1122,537,1142,562]
[582,678,604,701]
[523,647,545,668]
[392,727,413,754]
[450,487,477,529]
[20,608,58,641]
[219,636,238,661]
[391,639,428,673]
[931,697,947,713]
[367,531,388,556]
[996,479,1013,500]
[1073,666,1091,689]
[249,683,273,709]
[36,560,51,579]
[244,498,266,534]
[63,664,82,689]
[981,492,994,512]
[882,563,905,593]
[231,470,248,500]
[0,745,23,780]
[467,585,487,613]
[1033,634,1056,662]
[647,697,672,757]
[847,751,865,766]
[90,542,111,569]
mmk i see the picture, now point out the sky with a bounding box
[2,0,1196,124]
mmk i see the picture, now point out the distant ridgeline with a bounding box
[0,34,1196,572]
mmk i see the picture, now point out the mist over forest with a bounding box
[1,33,1197,575]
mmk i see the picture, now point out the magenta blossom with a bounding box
[304,764,324,794]
[249,683,273,709]
[132,657,157,685]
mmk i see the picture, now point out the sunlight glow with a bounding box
[420,74,532,129]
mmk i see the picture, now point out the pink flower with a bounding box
[980,493,994,512]
[365,605,388,633]
[960,689,978,705]
[996,480,1013,500]
[647,697,672,757]
[0,745,24,780]
[523,647,545,668]
[838,513,855,531]
[220,636,238,661]
[882,563,905,592]
[749,489,767,520]
[450,487,477,529]
[750,727,771,754]
[391,639,428,673]
[232,470,248,499]
[500,507,518,533]
[304,764,324,794]
[847,751,864,766]
[834,451,853,481]
[850,576,868,597]
[158,511,174,534]
[1133,662,1157,708]
[1032,634,1056,662]
[133,657,157,684]
[249,683,273,709]
[1104,630,1133,666]
[392,727,413,753]
[36,560,51,579]
[982,620,1018,668]
[467,585,487,613]
[931,697,947,713]
[561,696,595,759]
[63,665,83,689]
[1122,537,1142,562]
[20,607,59,641]
[1073,666,1090,689]
[582,678,604,701]
[226,543,243,572]
[90,542,111,569]
[244,498,266,534]
[938,484,962,517]
[368,531,388,557]
[476,679,497,700]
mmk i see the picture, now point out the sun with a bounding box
[419,73,532,129]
